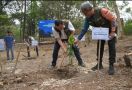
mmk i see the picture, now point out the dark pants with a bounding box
[97,37,116,65]
[52,41,83,66]
[27,46,39,57]
[6,47,14,60]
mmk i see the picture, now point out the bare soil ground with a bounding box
[0,36,132,90]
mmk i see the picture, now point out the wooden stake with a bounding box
[97,27,102,76]
[12,45,22,75]
[98,40,101,71]
[0,53,2,77]
[58,52,66,69]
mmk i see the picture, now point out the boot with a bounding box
[91,63,103,71]
[78,62,86,67]
[108,63,115,75]
[51,63,56,67]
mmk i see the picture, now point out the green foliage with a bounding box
[0,25,20,42]
[67,44,74,65]
[67,35,75,65]
[67,45,74,57]
[1,0,131,41]
[125,7,131,13]
[0,14,12,38]
[26,0,38,36]
[12,26,21,42]
[72,18,83,31]
[38,1,83,20]
[124,20,132,35]
[0,15,10,25]
[68,35,75,45]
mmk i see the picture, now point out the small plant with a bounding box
[67,35,75,65]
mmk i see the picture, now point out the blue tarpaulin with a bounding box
[38,20,55,37]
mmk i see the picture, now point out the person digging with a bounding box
[24,36,39,58]
[74,2,117,75]
[51,20,85,68]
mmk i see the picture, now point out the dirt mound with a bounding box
[56,65,78,79]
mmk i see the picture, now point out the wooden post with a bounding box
[0,53,2,77]
[23,0,27,41]
[98,40,101,71]
[97,27,102,72]
[58,52,66,69]
[12,45,22,75]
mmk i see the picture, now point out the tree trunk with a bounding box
[112,1,123,39]
[23,0,26,41]
[0,1,2,14]
[91,0,96,8]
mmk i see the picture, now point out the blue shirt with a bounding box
[4,35,14,48]
[78,18,89,40]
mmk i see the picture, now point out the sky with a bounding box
[117,1,132,20]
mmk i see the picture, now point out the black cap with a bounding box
[54,20,63,26]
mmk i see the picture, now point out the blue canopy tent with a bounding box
[38,20,55,37]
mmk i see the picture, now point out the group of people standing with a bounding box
[3,1,117,75]
[3,31,39,61]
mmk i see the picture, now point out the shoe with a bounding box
[48,65,56,69]
[78,63,86,67]
[11,58,14,61]
[91,63,103,71]
[108,64,115,75]
[48,63,56,69]
[52,63,56,67]
[7,58,10,61]
[7,60,10,63]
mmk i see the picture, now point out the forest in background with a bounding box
[0,0,132,42]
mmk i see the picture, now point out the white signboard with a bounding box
[92,27,109,40]
[31,40,38,47]
[0,39,5,51]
